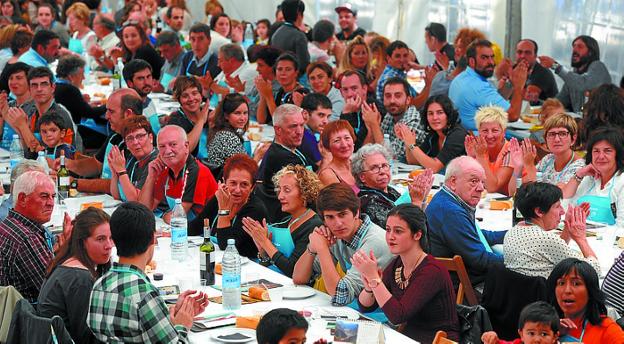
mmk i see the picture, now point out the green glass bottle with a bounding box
[57,151,70,201]
[199,219,215,285]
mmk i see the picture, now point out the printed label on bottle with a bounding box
[171,227,186,243]
[59,176,70,186]
[199,252,215,269]
[222,273,240,288]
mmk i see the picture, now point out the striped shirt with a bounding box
[0,210,54,302]
[88,262,189,343]
[603,251,624,315]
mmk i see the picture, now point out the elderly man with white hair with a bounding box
[256,104,317,222]
[425,155,506,289]
[139,125,217,223]
[0,160,47,221]
[0,170,55,302]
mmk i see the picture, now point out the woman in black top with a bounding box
[188,154,267,258]
[397,94,467,173]
[109,21,163,79]
[242,164,322,277]
[38,208,113,344]
[54,55,106,124]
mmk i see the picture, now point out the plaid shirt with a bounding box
[381,106,425,163]
[88,262,189,343]
[375,65,417,102]
[0,209,54,302]
[332,216,372,306]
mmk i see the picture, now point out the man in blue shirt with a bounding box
[426,155,506,288]
[299,93,331,165]
[18,30,60,68]
[449,39,527,132]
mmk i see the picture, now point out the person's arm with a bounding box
[294,32,310,74]
[561,164,597,199]
[186,114,208,154]
[556,61,611,94]
[64,277,96,344]
[138,159,164,211]
[270,219,317,277]
[410,66,436,109]
[474,146,513,194]
[317,168,340,187]
[58,85,106,123]
[110,171,121,200]
[361,103,384,144]
[76,179,111,194]
[117,173,139,201]
[66,155,103,178]
[292,243,316,285]
[139,292,190,343]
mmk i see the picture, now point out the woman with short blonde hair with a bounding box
[66,2,96,55]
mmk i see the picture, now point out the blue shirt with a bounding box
[375,65,416,103]
[18,48,48,68]
[449,67,510,131]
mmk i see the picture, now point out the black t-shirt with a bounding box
[54,82,106,124]
[179,51,221,78]
[526,63,559,104]
[95,133,125,163]
[418,125,468,166]
[167,110,209,157]
[126,45,164,80]
[258,143,316,192]
[341,111,368,151]
[337,27,367,41]
[434,43,455,71]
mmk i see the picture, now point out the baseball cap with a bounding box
[335,3,357,16]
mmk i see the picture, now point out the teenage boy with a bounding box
[300,92,332,166]
[292,183,392,306]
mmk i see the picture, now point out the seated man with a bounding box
[300,92,332,166]
[87,202,208,343]
[339,70,383,151]
[19,29,61,68]
[208,43,258,108]
[62,88,142,193]
[139,125,218,223]
[0,160,46,221]
[122,59,160,131]
[426,156,506,288]
[256,104,316,222]
[0,170,55,302]
[292,183,392,306]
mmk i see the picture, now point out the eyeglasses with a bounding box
[365,163,390,174]
[125,132,148,142]
[546,131,570,139]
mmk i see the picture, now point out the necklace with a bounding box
[394,252,427,290]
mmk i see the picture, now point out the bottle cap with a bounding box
[153,273,163,281]
[227,238,235,245]
[12,134,18,139]
[175,198,182,204]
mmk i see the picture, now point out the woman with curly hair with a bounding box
[243,164,323,277]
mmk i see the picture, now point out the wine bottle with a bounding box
[199,219,215,285]
[57,151,70,201]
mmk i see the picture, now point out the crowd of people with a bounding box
[1,0,624,343]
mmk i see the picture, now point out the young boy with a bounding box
[481,301,560,344]
[37,113,76,159]
[256,308,328,344]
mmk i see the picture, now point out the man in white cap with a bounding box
[335,3,366,41]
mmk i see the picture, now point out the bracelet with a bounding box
[217,209,230,216]
[574,172,583,183]
[364,288,373,294]
[408,143,417,150]
[118,170,127,177]
[306,245,317,257]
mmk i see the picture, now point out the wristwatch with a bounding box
[551,61,561,73]
[369,278,382,288]
[217,209,230,216]
[408,143,418,150]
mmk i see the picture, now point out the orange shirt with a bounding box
[564,317,624,344]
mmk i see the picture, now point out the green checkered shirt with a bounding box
[87,263,189,343]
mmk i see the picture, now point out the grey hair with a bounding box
[10,160,46,197]
[95,14,116,32]
[351,143,392,179]
[273,104,303,127]
[56,55,86,79]
[12,170,54,201]
[159,124,188,142]
[444,155,482,182]
[156,30,180,47]
[219,43,245,62]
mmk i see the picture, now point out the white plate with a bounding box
[211,328,256,343]
[317,306,360,320]
[507,121,533,130]
[281,286,316,299]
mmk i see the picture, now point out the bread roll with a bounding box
[248,286,269,301]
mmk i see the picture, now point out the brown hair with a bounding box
[204,0,224,16]
[543,113,578,138]
[540,98,565,122]
[223,153,258,181]
[306,61,333,80]
[121,115,153,138]
[46,207,111,279]
[316,182,360,216]
[209,93,249,142]
[172,76,203,101]
[320,119,356,150]
[337,36,372,81]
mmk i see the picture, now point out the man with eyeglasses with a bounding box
[0,170,56,303]
[59,88,143,194]
[426,156,506,290]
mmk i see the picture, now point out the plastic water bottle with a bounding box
[9,134,23,171]
[221,239,241,310]
[243,23,254,49]
[116,58,127,88]
[170,199,188,262]
[383,134,397,175]
[36,151,50,174]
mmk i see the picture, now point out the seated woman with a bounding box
[188,154,267,258]
[65,3,96,56]
[465,105,520,195]
[317,120,357,191]
[37,208,113,344]
[547,258,624,343]
[108,21,163,78]
[168,76,210,159]
[523,113,585,188]
[337,36,374,89]
[307,62,344,121]
[352,143,432,228]
[353,204,460,343]
[242,164,322,277]
[563,127,624,227]
[398,94,467,173]
[205,93,250,173]
[109,116,158,202]
[504,182,600,279]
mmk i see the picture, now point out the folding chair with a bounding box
[435,255,479,306]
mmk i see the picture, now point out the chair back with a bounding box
[0,286,23,343]
[432,330,458,344]
[435,255,478,306]
[5,299,74,344]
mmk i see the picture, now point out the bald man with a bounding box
[425,156,506,288]
[139,125,217,223]
[61,88,143,193]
